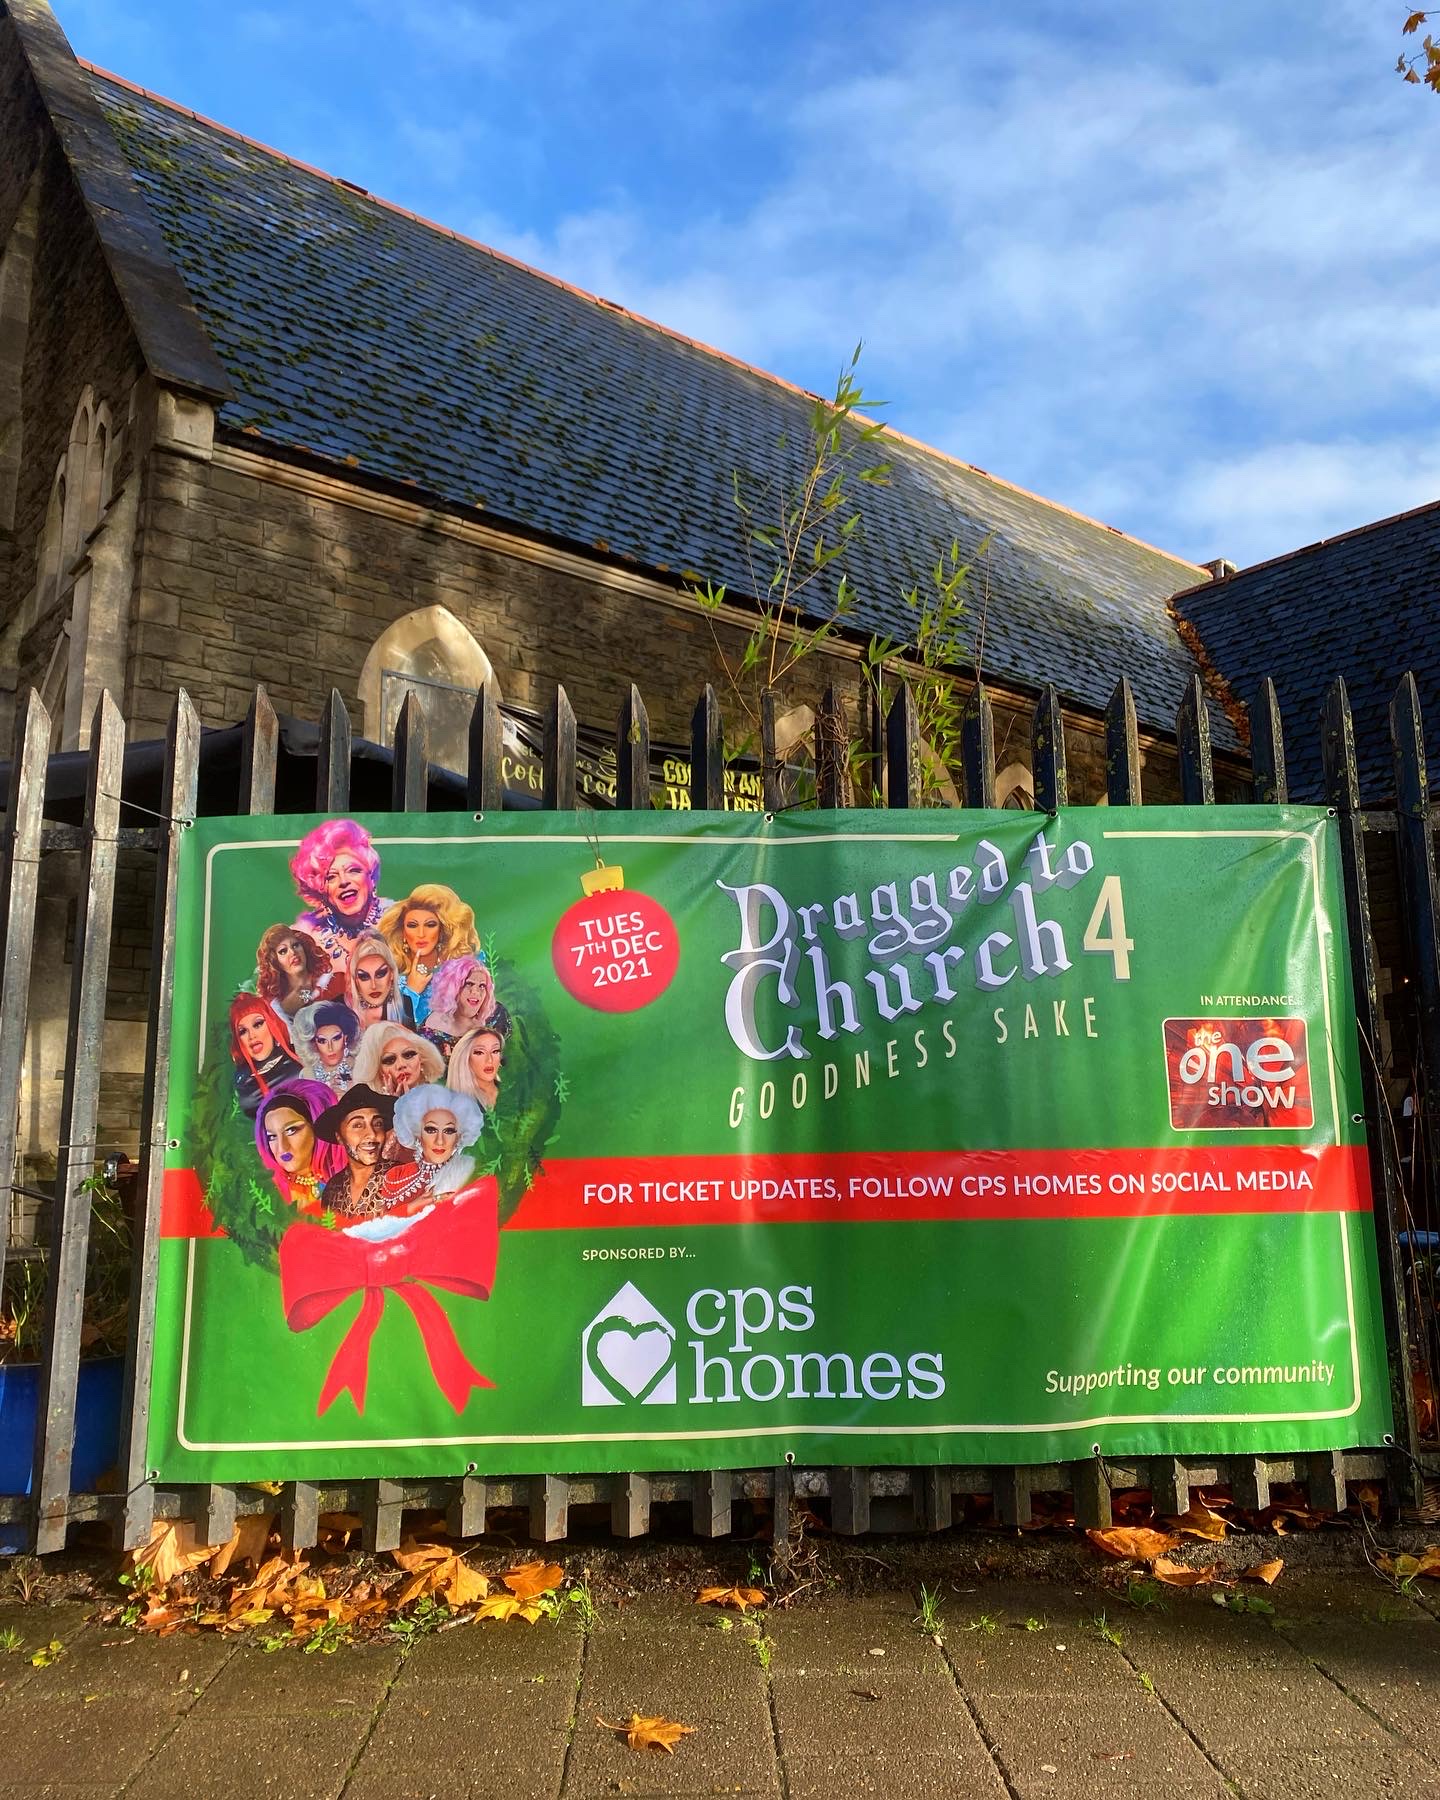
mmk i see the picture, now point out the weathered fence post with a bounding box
[690,685,724,810]
[1031,683,1067,811]
[961,684,995,809]
[885,683,921,809]
[1105,676,1142,806]
[616,685,650,810]
[0,690,50,1296]
[1250,677,1287,804]
[543,686,577,810]
[1176,675,1214,805]
[467,682,503,811]
[32,693,126,1552]
[316,689,352,811]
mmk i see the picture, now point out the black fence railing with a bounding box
[0,667,1436,1556]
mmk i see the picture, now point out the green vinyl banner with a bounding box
[149,806,1392,1480]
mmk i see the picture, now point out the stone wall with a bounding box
[126,438,1196,805]
[2,137,143,714]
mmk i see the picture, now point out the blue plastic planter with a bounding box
[0,1357,124,1551]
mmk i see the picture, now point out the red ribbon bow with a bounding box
[279,1180,499,1416]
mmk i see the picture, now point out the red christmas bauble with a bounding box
[551,888,680,1013]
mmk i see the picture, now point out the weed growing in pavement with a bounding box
[28,1640,62,1668]
[534,1585,597,1633]
[711,1616,736,1633]
[1124,1579,1166,1611]
[301,1619,350,1656]
[744,1619,772,1670]
[913,1584,944,1638]
[963,1614,999,1635]
[566,1584,598,1634]
[1137,1671,1156,1694]
[1397,1574,1422,1601]
[387,1596,451,1649]
[1222,1594,1275,1618]
[1092,1612,1123,1648]
[6,1558,43,1604]
[0,1627,22,1653]
[1022,1617,1046,1632]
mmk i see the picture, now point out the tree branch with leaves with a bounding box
[684,347,984,806]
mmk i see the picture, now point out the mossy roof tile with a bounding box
[89,67,1220,735]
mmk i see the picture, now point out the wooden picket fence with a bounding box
[0,667,1435,1557]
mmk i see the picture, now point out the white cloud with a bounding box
[456,0,1440,568]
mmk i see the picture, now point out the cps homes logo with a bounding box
[1163,1017,1313,1130]
[581,1282,677,1406]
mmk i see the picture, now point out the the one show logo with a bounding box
[581,1281,945,1408]
[1163,1018,1312,1129]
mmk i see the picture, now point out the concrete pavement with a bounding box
[1,1565,1439,1797]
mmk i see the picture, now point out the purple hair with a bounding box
[425,953,492,1024]
[289,819,381,909]
[254,1077,347,1190]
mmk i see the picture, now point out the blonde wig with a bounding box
[446,1024,507,1104]
[379,884,479,976]
[351,1021,446,1093]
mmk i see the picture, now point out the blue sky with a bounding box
[56,0,1439,569]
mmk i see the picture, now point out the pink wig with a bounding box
[425,953,491,1024]
[254,1078,347,1189]
[290,819,381,908]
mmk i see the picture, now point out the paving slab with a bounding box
[342,1685,574,1800]
[391,1615,584,1689]
[0,1787,118,1800]
[0,1605,104,1701]
[562,1595,778,1797]
[17,1625,234,1704]
[1120,1582,1440,1798]
[124,1710,374,1800]
[1273,1571,1440,1763]
[767,1596,1005,1798]
[971,1688,1228,1798]
[0,1698,176,1788]
[201,1642,401,1717]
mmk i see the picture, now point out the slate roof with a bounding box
[86,65,1219,737]
[1171,500,1440,802]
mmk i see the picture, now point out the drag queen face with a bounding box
[326,852,373,922]
[313,1021,350,1070]
[419,1107,460,1165]
[236,1008,279,1064]
[274,934,308,979]
[379,1033,426,1093]
[468,1030,503,1098]
[263,1104,316,1178]
[353,951,396,1014]
[402,906,443,967]
[458,965,492,1022]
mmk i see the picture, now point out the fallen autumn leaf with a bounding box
[1086,1526,1180,1563]
[598,1713,696,1754]
[696,1585,766,1611]
[501,1561,563,1601]
[1161,1499,1230,1542]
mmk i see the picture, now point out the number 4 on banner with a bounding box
[1083,875,1133,980]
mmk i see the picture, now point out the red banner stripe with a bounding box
[159,1146,1371,1240]
[507,1146,1371,1231]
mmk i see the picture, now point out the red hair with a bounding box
[228,993,296,1098]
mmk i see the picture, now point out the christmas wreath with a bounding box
[188,951,565,1270]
